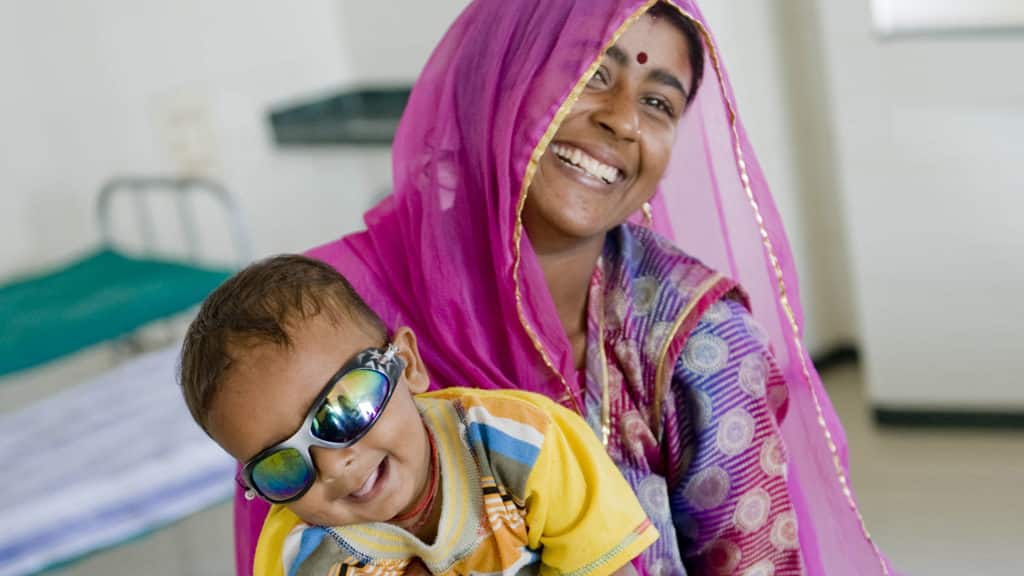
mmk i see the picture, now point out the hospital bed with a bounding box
[0,345,236,576]
[0,178,250,574]
[0,177,251,377]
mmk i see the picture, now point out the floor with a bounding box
[23,362,1024,575]
[822,364,1024,575]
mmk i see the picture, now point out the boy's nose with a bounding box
[310,445,356,483]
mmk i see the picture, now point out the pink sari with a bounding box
[236,1,894,574]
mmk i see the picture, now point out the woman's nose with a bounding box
[592,88,641,142]
[310,445,356,482]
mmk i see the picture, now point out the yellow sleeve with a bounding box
[521,395,659,576]
[253,505,304,576]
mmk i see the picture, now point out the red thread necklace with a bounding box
[392,428,440,530]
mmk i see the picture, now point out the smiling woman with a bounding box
[525,16,689,241]
[523,8,701,364]
[234,1,896,575]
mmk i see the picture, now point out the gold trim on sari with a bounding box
[667,3,889,572]
[512,0,663,417]
[650,271,723,439]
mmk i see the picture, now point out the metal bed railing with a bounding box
[96,176,253,267]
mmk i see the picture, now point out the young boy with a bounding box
[179,255,657,576]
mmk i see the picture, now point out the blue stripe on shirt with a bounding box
[289,527,329,576]
[466,422,541,466]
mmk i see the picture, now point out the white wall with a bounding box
[0,1,478,282]
[816,0,1024,408]
[337,0,470,83]
[0,3,48,276]
[0,0,386,279]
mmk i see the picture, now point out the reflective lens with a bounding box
[250,447,313,502]
[312,368,390,443]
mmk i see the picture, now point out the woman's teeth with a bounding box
[551,143,622,184]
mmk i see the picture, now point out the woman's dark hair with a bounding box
[648,1,706,105]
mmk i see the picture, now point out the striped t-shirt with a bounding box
[255,388,658,576]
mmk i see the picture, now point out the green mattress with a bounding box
[0,249,231,377]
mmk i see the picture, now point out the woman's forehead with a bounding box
[615,14,690,63]
[605,15,694,90]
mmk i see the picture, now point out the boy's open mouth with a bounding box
[349,457,388,501]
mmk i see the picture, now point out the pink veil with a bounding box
[279,1,892,574]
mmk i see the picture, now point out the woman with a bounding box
[236,1,893,574]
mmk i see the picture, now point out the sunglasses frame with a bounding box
[240,343,405,503]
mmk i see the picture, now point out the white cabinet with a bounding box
[818,0,1024,410]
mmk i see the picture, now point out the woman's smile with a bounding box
[550,142,626,185]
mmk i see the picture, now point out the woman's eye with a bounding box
[643,96,675,118]
[587,67,609,88]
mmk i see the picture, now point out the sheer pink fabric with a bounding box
[234,1,893,574]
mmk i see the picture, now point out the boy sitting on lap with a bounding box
[179,255,656,576]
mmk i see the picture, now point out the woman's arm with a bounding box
[668,299,802,575]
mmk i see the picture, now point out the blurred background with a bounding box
[1,1,1021,575]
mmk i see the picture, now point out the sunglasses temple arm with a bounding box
[235,469,258,501]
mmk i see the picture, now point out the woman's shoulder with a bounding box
[694,296,759,333]
[611,223,748,305]
[615,222,706,267]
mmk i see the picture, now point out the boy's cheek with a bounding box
[289,494,345,527]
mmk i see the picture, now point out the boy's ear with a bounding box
[392,326,430,394]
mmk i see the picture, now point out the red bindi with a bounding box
[636,51,648,64]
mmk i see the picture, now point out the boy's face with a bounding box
[207,315,432,527]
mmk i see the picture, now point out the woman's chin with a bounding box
[534,164,641,236]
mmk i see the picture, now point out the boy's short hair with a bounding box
[179,254,387,433]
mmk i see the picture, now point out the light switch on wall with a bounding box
[152,89,221,178]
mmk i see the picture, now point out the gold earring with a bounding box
[642,202,653,227]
